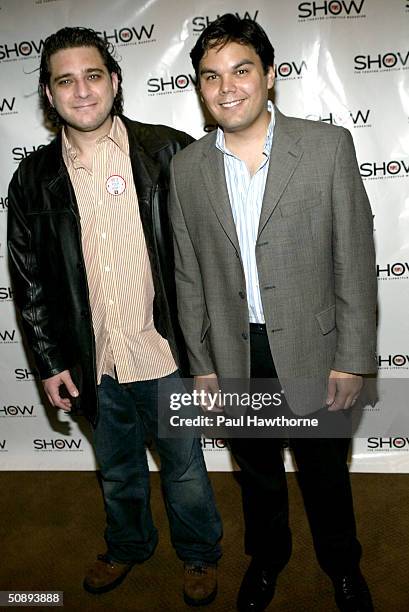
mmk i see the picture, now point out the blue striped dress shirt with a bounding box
[216,101,275,324]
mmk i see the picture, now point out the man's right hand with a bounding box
[194,373,223,412]
[42,370,79,411]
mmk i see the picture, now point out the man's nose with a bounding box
[219,74,236,94]
[74,78,90,98]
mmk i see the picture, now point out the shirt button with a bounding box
[104,265,110,272]
[108,299,114,305]
[101,232,107,239]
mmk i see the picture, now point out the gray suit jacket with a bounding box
[169,108,377,414]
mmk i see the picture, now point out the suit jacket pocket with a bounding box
[315,305,336,335]
[279,195,322,217]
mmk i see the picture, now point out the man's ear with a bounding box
[45,84,54,107]
[111,72,119,96]
[267,64,275,89]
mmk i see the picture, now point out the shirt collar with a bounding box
[216,100,275,159]
[62,115,128,168]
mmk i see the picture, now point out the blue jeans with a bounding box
[93,372,222,565]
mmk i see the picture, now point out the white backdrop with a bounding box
[0,0,408,471]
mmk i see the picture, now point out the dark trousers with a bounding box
[228,325,362,577]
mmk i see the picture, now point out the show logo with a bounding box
[147,59,307,95]
[0,38,45,62]
[191,10,259,34]
[0,287,13,301]
[0,405,36,417]
[0,96,17,116]
[14,368,39,382]
[377,263,409,280]
[360,160,409,180]
[96,24,156,47]
[275,60,307,80]
[0,196,8,212]
[201,437,227,451]
[354,51,409,73]
[0,329,18,344]
[377,355,409,369]
[306,109,371,128]
[298,0,366,21]
[147,72,197,96]
[33,438,83,451]
[367,437,409,450]
[12,144,46,163]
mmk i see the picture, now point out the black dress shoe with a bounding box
[332,571,374,612]
[237,560,278,612]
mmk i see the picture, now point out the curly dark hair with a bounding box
[190,13,275,80]
[39,26,123,128]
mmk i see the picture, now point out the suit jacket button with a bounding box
[239,291,246,299]
[241,332,248,340]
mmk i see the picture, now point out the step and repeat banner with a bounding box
[0,0,408,471]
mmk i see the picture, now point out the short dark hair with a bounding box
[39,26,123,129]
[190,14,275,80]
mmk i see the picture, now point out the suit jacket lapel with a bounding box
[258,108,303,238]
[201,137,240,252]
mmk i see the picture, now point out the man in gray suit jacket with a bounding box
[170,14,376,612]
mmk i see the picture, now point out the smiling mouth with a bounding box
[74,104,96,110]
[220,99,245,108]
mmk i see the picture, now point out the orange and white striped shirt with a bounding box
[62,116,177,384]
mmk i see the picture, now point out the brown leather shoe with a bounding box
[83,553,133,594]
[183,563,217,606]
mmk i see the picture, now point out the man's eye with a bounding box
[88,74,100,79]
[58,79,71,85]
[207,74,218,81]
[237,69,248,75]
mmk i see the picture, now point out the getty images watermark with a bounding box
[157,377,409,439]
[168,388,319,430]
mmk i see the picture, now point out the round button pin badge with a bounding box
[106,175,126,195]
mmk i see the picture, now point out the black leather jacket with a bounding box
[7,116,192,426]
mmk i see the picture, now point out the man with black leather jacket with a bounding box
[7,27,221,605]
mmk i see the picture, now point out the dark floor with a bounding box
[1,471,409,611]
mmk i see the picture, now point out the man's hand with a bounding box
[194,373,223,412]
[42,369,79,412]
[326,370,363,411]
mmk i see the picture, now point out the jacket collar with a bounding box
[199,107,304,243]
[45,115,161,207]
